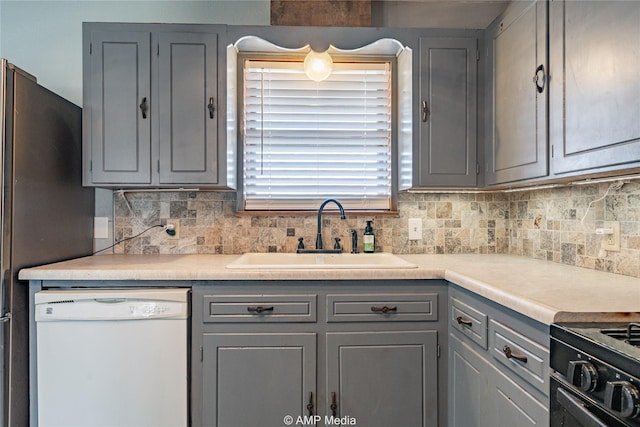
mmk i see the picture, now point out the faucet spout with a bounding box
[316,198,346,250]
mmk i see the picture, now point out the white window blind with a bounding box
[242,59,393,211]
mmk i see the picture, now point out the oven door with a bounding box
[551,376,636,427]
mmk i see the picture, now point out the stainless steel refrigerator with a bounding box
[0,59,94,426]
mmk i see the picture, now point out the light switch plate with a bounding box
[94,217,109,239]
[408,218,422,240]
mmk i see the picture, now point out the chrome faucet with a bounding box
[315,198,346,250]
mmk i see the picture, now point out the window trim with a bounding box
[228,36,412,215]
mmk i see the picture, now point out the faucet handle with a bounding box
[333,237,342,250]
[350,229,359,254]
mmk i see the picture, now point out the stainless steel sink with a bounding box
[226,252,417,269]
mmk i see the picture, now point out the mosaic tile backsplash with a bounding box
[112,180,640,278]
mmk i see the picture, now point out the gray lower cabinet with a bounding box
[202,333,317,427]
[487,364,548,426]
[485,0,548,185]
[549,0,640,176]
[193,282,445,427]
[326,331,438,426]
[417,37,478,187]
[83,23,224,187]
[448,332,490,427]
[448,285,549,426]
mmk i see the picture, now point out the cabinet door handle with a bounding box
[421,100,429,122]
[533,64,546,93]
[139,97,148,119]
[503,345,528,363]
[330,392,338,417]
[208,97,215,119]
[456,316,472,327]
[371,306,397,314]
[247,305,274,314]
[306,392,314,416]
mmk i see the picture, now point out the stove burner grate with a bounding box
[601,322,640,347]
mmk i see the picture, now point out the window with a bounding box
[229,37,413,213]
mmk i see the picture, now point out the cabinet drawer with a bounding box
[489,319,549,396]
[449,296,488,349]
[203,295,316,323]
[327,293,437,322]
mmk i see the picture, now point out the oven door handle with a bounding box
[556,387,608,427]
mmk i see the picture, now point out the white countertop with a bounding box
[19,253,640,326]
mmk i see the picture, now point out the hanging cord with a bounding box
[580,180,625,228]
[91,224,165,256]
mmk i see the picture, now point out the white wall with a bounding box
[0,0,270,105]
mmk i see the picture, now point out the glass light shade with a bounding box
[303,50,333,82]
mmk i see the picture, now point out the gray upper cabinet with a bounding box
[485,0,548,185]
[85,30,152,184]
[158,32,218,185]
[549,0,640,176]
[417,37,478,187]
[83,23,225,188]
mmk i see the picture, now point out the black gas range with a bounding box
[551,322,640,427]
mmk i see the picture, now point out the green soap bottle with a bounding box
[363,220,375,253]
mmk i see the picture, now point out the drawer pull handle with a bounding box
[533,64,546,93]
[330,392,338,417]
[139,97,148,119]
[371,306,397,314]
[306,392,314,416]
[421,100,429,122]
[503,345,528,363]
[247,306,274,314]
[456,316,472,327]
[208,97,215,119]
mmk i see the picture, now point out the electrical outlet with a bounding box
[408,218,422,240]
[602,221,620,251]
[166,220,180,240]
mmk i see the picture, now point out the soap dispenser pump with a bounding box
[363,220,375,253]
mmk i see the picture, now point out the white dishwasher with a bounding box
[35,288,189,427]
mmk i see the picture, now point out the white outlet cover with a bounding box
[408,218,422,240]
[602,221,620,251]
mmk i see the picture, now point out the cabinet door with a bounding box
[487,364,549,426]
[87,30,152,184]
[486,0,548,185]
[550,0,640,175]
[448,333,490,427]
[326,330,438,427]
[418,37,478,187]
[202,333,316,427]
[158,32,219,184]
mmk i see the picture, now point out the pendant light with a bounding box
[304,50,333,82]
